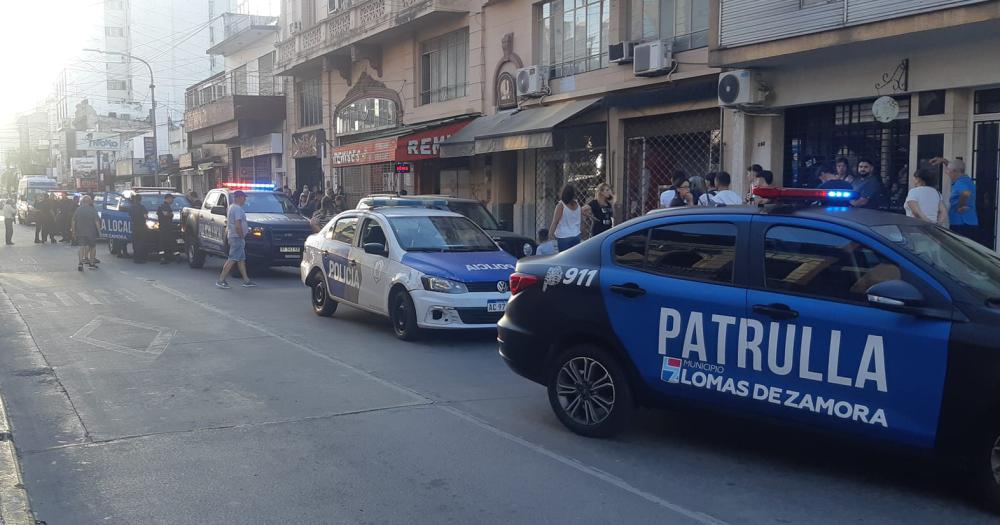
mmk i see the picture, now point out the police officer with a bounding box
[157,194,177,264]
[129,194,149,264]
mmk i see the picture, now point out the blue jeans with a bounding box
[556,236,580,251]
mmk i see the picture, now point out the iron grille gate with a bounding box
[624,109,722,221]
[535,123,607,238]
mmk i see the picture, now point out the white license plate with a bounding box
[487,300,507,313]
[279,246,301,253]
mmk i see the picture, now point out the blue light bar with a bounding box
[366,198,450,208]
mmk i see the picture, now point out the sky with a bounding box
[0,0,281,126]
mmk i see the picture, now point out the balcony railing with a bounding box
[223,13,279,40]
[275,0,467,71]
[185,72,285,111]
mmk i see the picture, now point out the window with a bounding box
[974,88,1000,115]
[204,192,220,209]
[612,223,736,284]
[634,0,707,51]
[918,90,946,116]
[105,26,125,37]
[420,29,469,105]
[107,80,128,91]
[538,0,610,79]
[336,98,398,135]
[332,217,359,244]
[298,77,323,127]
[328,0,340,11]
[764,226,902,303]
[613,230,649,270]
[388,216,499,252]
[361,219,387,247]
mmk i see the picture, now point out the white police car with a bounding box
[301,199,517,340]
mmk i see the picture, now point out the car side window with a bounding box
[332,217,358,245]
[360,219,387,247]
[217,194,228,208]
[203,192,218,209]
[613,223,737,285]
[764,226,902,303]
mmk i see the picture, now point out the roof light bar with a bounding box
[365,198,450,208]
[753,187,856,201]
[222,182,276,191]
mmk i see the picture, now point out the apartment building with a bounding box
[276,0,721,236]
[711,0,1000,250]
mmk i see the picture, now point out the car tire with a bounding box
[389,290,420,341]
[109,239,120,255]
[977,423,1000,513]
[546,345,634,438]
[186,242,206,269]
[311,279,338,317]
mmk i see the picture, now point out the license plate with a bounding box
[279,246,301,253]
[487,300,507,313]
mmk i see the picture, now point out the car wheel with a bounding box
[311,279,338,317]
[546,345,633,438]
[389,290,420,341]
[109,239,120,255]
[977,424,1000,512]
[186,243,206,268]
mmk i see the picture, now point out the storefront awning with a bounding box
[329,119,473,167]
[439,98,602,158]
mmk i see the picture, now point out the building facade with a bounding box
[712,0,1000,250]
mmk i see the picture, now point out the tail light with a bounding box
[509,272,539,295]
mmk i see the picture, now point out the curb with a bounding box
[0,393,33,525]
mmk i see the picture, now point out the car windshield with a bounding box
[872,224,1000,304]
[436,201,500,230]
[136,194,191,212]
[242,193,298,214]
[388,216,499,252]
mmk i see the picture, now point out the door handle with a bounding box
[610,283,646,298]
[752,303,799,320]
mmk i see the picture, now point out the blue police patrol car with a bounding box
[302,198,517,340]
[499,187,1000,509]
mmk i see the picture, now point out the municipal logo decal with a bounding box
[661,357,682,383]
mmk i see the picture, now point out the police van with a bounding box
[301,198,517,340]
[499,187,1000,509]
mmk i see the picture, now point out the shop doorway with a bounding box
[972,120,999,250]
[295,157,323,194]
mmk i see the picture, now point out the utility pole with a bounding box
[83,48,157,185]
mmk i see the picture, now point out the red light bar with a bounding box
[753,187,856,201]
[221,182,276,191]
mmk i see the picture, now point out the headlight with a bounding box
[249,226,265,238]
[146,219,159,230]
[522,242,533,256]
[421,276,468,294]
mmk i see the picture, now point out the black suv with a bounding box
[357,195,536,258]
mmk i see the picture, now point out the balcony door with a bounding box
[972,120,999,250]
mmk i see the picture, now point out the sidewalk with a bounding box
[0,288,38,525]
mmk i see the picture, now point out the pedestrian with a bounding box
[836,157,854,185]
[548,184,583,251]
[748,170,774,204]
[298,185,312,209]
[129,194,149,264]
[71,195,102,271]
[535,228,557,256]
[850,158,884,209]
[216,190,256,289]
[187,190,202,209]
[746,164,763,192]
[817,163,854,190]
[157,193,178,263]
[56,195,74,243]
[698,172,718,206]
[904,168,947,226]
[934,157,980,243]
[702,172,742,206]
[688,174,707,206]
[310,196,338,233]
[2,199,15,245]
[659,171,691,208]
[282,185,292,198]
[34,193,56,244]
[587,183,615,237]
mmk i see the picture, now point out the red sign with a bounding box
[394,162,412,174]
[329,120,473,167]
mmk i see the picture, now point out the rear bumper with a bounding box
[497,316,548,385]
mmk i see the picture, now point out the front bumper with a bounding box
[410,289,510,330]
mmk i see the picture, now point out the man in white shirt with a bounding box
[699,172,742,206]
[2,199,15,245]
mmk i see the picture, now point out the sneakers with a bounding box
[241,280,257,288]
[215,280,231,289]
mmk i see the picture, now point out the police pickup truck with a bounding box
[101,188,187,257]
[180,184,311,268]
[499,186,1000,510]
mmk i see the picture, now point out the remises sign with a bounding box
[329,120,472,167]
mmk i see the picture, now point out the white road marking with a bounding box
[70,316,176,358]
[54,292,75,307]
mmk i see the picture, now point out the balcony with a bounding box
[274,0,468,76]
[207,13,279,56]
[184,71,286,147]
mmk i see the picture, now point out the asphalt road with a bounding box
[0,221,996,524]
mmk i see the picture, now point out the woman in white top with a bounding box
[905,168,947,225]
[549,184,585,252]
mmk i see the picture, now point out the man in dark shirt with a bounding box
[850,158,884,209]
[34,193,57,243]
[129,194,149,263]
[157,194,177,263]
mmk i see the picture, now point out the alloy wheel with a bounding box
[991,434,1000,486]
[555,357,616,426]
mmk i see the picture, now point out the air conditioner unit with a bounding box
[609,41,636,64]
[633,41,674,77]
[516,66,548,98]
[717,69,765,106]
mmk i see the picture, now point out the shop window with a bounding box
[918,90,946,116]
[335,98,398,136]
[537,0,610,79]
[297,77,323,127]
[420,29,469,105]
[974,88,1000,115]
[632,0,708,51]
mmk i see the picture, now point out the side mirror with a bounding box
[866,280,924,310]
[211,206,226,216]
[363,242,387,256]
